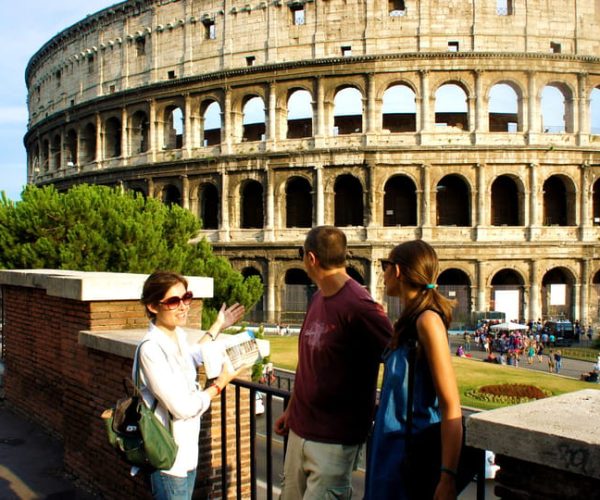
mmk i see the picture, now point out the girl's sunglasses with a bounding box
[159,291,193,310]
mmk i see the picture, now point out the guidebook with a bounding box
[200,330,270,379]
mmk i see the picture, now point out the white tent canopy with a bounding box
[489,321,529,331]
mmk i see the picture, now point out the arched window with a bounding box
[541,85,568,133]
[542,267,575,320]
[80,123,96,163]
[51,134,61,170]
[435,84,468,130]
[131,110,149,154]
[203,101,222,146]
[41,139,49,171]
[438,269,471,324]
[491,269,524,322]
[333,87,363,135]
[241,180,264,228]
[436,175,470,226]
[199,183,219,229]
[334,174,363,226]
[347,267,365,285]
[104,117,122,158]
[488,83,519,132]
[286,177,312,228]
[543,176,574,226]
[283,268,314,323]
[491,175,520,226]
[382,84,416,132]
[593,179,600,226]
[383,175,417,226]
[287,89,313,138]
[162,185,182,207]
[164,106,184,149]
[65,129,77,166]
[242,96,266,142]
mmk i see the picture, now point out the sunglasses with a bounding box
[381,259,396,272]
[159,291,193,310]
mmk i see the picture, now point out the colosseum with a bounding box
[24,0,600,327]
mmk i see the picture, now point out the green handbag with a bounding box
[102,340,178,470]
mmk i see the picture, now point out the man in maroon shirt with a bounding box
[275,226,393,499]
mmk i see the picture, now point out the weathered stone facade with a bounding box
[24,0,600,325]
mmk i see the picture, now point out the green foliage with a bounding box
[0,184,262,322]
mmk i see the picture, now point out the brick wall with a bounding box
[3,283,250,499]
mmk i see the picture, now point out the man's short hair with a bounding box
[304,226,347,270]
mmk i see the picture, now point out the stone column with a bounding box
[577,72,589,146]
[315,77,325,137]
[420,163,432,239]
[184,93,192,154]
[181,175,189,210]
[149,99,157,162]
[581,259,590,325]
[580,162,592,240]
[95,113,102,163]
[267,259,277,323]
[366,73,376,134]
[366,162,376,227]
[315,164,325,225]
[219,165,230,242]
[476,163,486,236]
[419,70,431,134]
[477,260,486,312]
[222,87,232,154]
[121,107,128,160]
[529,260,540,321]
[527,71,540,140]
[369,258,379,303]
[264,165,275,242]
[528,162,540,240]
[147,178,155,199]
[268,81,277,143]
[474,70,486,134]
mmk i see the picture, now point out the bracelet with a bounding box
[211,383,222,395]
[440,466,457,478]
[207,331,217,341]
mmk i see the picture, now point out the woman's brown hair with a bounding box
[141,271,188,321]
[388,240,455,349]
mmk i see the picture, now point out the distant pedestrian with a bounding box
[554,350,562,374]
[547,350,555,373]
[587,325,594,344]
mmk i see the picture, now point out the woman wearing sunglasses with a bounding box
[138,271,245,500]
[364,240,462,500]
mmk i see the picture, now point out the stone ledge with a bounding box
[79,328,205,358]
[0,269,213,302]
[466,389,600,479]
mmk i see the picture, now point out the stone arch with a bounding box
[436,174,471,226]
[287,88,313,138]
[541,82,574,134]
[382,83,417,133]
[593,178,600,226]
[286,176,313,228]
[41,138,49,172]
[438,268,472,325]
[201,99,222,146]
[282,268,315,323]
[163,105,184,149]
[51,133,61,170]
[490,269,526,322]
[30,143,40,174]
[242,266,265,322]
[434,81,470,131]
[104,117,122,159]
[198,182,219,230]
[130,109,149,154]
[541,266,576,320]
[334,174,364,226]
[543,174,576,226]
[241,179,264,228]
[65,128,77,166]
[161,184,182,207]
[333,86,363,135]
[80,122,96,163]
[383,174,417,226]
[242,95,266,142]
[491,174,524,226]
[347,266,365,285]
[488,82,522,132]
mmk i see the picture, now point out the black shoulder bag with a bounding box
[404,336,484,499]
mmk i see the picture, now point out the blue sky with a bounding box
[0,3,597,201]
[0,1,113,201]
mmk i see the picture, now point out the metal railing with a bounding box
[221,375,487,500]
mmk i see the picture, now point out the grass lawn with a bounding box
[266,336,598,411]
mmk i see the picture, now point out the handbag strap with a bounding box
[133,339,172,419]
[405,335,418,441]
